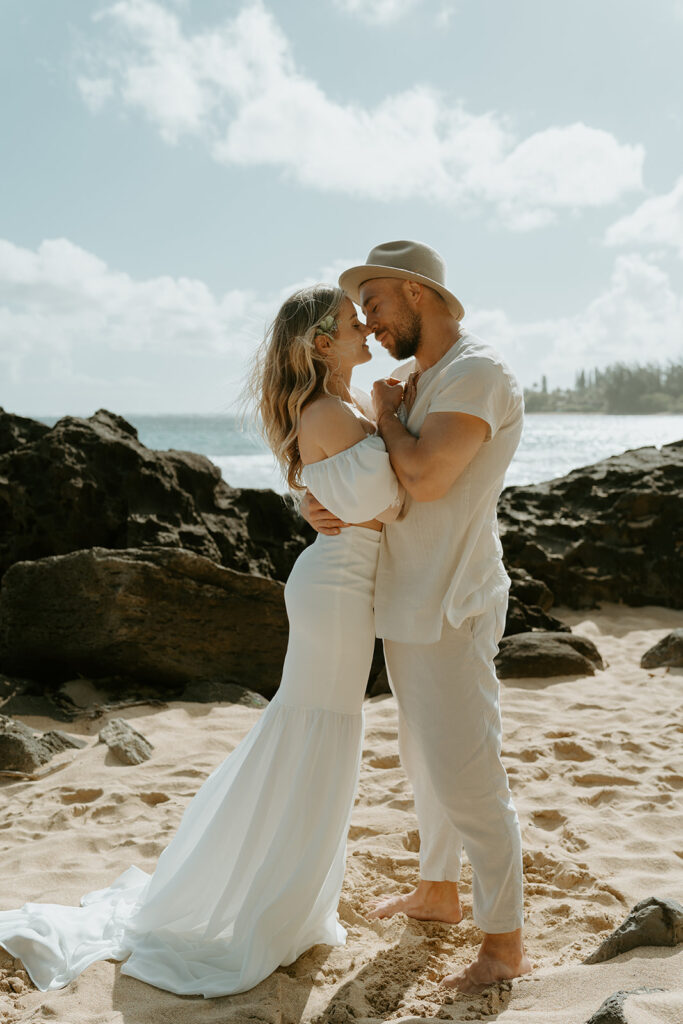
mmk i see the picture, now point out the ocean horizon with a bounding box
[33,411,683,494]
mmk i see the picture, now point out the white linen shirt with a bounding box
[374,331,524,645]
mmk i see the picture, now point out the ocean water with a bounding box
[37,412,683,493]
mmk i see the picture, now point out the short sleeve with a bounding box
[427,359,511,441]
[302,435,401,523]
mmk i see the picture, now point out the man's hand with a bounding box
[371,378,404,421]
[300,490,349,536]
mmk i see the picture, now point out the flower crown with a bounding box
[314,314,338,339]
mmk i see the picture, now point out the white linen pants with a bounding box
[383,600,524,934]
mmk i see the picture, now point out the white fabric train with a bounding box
[0,436,399,997]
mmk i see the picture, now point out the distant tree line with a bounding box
[524,360,683,414]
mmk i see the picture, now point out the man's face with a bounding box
[360,278,422,361]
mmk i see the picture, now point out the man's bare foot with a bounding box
[442,929,531,993]
[367,880,463,923]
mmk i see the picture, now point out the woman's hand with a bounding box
[300,490,349,536]
[372,378,404,422]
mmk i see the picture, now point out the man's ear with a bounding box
[401,279,423,307]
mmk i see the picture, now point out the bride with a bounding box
[0,285,402,997]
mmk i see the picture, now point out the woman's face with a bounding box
[323,297,372,372]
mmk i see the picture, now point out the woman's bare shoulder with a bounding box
[300,393,344,422]
[299,395,366,461]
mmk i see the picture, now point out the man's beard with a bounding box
[391,308,422,360]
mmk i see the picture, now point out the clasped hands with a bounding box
[301,377,405,536]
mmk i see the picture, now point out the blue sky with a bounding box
[1,0,682,415]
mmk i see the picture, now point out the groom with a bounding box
[302,240,529,992]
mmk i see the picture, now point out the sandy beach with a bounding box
[1,604,682,1024]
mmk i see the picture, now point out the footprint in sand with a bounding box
[561,827,589,852]
[138,792,170,806]
[59,787,103,805]
[169,767,206,779]
[387,797,414,810]
[658,773,683,790]
[523,849,595,890]
[367,754,401,769]
[573,772,638,787]
[509,747,544,762]
[552,739,595,762]
[347,824,381,840]
[531,808,567,831]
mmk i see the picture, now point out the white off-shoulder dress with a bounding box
[0,435,400,998]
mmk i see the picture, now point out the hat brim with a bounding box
[339,264,465,321]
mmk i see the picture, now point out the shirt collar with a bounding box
[416,331,467,390]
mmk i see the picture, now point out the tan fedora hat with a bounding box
[339,240,465,321]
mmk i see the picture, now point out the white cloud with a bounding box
[77,75,114,112]
[334,0,423,24]
[3,239,680,418]
[435,3,457,27]
[0,237,269,414]
[76,0,645,229]
[468,252,683,388]
[475,124,645,231]
[605,177,683,257]
[0,237,261,355]
[334,0,457,26]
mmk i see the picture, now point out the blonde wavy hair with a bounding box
[246,284,345,492]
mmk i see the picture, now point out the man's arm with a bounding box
[373,380,488,503]
[300,491,348,536]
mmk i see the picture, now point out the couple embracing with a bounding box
[0,241,530,998]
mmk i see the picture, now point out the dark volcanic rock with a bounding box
[0,547,289,699]
[180,681,269,706]
[495,631,604,678]
[0,714,84,773]
[508,567,554,612]
[640,629,683,668]
[585,989,665,1024]
[0,715,52,773]
[583,896,683,964]
[0,408,312,583]
[499,440,683,609]
[504,595,571,636]
[505,567,570,636]
[367,667,390,698]
[99,718,153,765]
[0,407,50,455]
[0,673,77,721]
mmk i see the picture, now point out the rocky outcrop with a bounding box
[507,567,554,611]
[585,989,665,1024]
[180,681,269,706]
[505,568,570,635]
[640,629,683,668]
[0,714,85,773]
[583,896,683,964]
[495,631,604,678]
[3,409,680,699]
[0,408,313,584]
[0,547,289,699]
[0,407,50,456]
[99,718,153,765]
[499,441,683,609]
[503,595,570,636]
